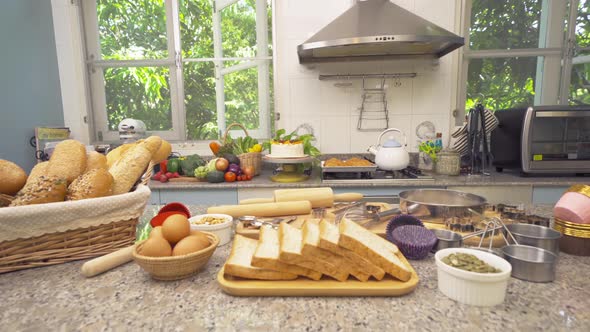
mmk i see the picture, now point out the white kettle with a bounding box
[367,128,410,171]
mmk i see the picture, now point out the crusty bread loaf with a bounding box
[319,219,385,280]
[9,175,67,206]
[302,220,370,282]
[85,151,108,172]
[47,140,87,185]
[151,139,171,163]
[279,222,349,282]
[106,143,134,168]
[338,218,411,282]
[225,235,298,280]
[252,226,322,280]
[0,159,27,195]
[109,136,162,195]
[67,168,113,201]
[27,161,49,184]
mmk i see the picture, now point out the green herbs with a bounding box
[442,253,501,273]
[262,128,321,157]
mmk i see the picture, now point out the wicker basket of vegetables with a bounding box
[213,123,263,176]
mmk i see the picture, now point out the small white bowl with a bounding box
[189,214,234,246]
[435,248,512,306]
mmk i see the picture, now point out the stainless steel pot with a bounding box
[500,245,557,283]
[398,189,487,226]
[503,223,561,255]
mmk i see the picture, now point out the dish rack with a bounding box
[0,165,153,274]
[357,76,390,131]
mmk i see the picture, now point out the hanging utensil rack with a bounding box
[319,73,417,132]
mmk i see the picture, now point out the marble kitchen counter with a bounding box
[1,205,589,331]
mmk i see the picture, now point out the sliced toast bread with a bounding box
[225,235,298,280]
[279,222,349,282]
[318,219,386,280]
[338,218,412,282]
[302,220,371,282]
[252,226,322,280]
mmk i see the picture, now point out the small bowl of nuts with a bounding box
[188,214,234,246]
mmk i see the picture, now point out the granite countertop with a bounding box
[1,204,590,331]
[150,168,589,190]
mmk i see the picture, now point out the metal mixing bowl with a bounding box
[504,223,561,255]
[500,245,557,282]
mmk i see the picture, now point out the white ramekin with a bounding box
[189,214,234,246]
[434,248,512,306]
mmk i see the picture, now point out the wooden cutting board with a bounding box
[217,251,419,297]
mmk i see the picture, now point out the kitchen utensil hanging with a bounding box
[357,75,389,131]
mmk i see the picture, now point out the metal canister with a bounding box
[435,148,461,175]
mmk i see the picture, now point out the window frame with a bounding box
[457,0,589,124]
[81,0,273,143]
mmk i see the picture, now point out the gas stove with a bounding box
[321,165,434,184]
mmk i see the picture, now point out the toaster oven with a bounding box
[522,105,590,174]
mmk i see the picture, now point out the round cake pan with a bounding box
[500,245,557,283]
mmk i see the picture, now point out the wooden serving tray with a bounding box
[217,252,419,297]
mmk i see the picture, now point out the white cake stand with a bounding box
[263,155,313,183]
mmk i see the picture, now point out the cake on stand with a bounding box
[262,155,313,183]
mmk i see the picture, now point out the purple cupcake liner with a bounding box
[386,214,424,243]
[391,225,437,260]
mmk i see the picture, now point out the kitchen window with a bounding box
[458,0,590,113]
[81,0,273,142]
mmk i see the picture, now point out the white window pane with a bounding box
[224,67,259,129]
[184,62,218,140]
[466,57,540,110]
[179,0,215,59]
[221,0,257,59]
[96,0,168,60]
[470,0,543,50]
[104,67,172,131]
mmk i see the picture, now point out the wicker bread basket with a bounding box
[0,163,154,274]
[132,231,219,280]
[223,123,262,176]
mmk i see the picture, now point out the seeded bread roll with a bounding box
[9,175,67,206]
[47,140,87,185]
[67,168,113,201]
[0,160,27,195]
[27,161,49,184]
[85,151,108,172]
[109,136,162,195]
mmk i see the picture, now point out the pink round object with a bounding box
[554,192,590,224]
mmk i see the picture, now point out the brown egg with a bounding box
[138,236,172,257]
[149,226,163,239]
[172,235,210,256]
[162,214,190,244]
[190,229,210,243]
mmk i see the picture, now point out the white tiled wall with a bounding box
[275,0,460,153]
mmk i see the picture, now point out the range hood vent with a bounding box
[297,0,464,63]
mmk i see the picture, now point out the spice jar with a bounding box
[435,148,461,175]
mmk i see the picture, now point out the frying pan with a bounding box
[398,189,487,224]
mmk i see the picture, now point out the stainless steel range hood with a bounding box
[297,0,465,63]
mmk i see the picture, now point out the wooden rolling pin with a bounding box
[207,200,312,217]
[239,187,363,208]
[81,245,135,277]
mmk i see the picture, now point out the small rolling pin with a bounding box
[207,200,312,218]
[239,187,363,208]
[81,245,135,278]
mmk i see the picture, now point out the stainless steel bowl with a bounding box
[431,229,463,252]
[500,245,557,282]
[504,223,561,255]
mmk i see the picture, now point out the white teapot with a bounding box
[367,128,410,171]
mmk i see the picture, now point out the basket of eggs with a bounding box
[133,213,219,280]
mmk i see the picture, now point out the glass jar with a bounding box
[435,148,461,175]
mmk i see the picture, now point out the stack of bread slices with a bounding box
[224,218,412,282]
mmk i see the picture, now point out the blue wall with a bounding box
[0,0,64,172]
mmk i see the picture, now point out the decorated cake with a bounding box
[270,141,305,158]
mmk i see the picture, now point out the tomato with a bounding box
[158,174,168,183]
[159,160,168,174]
[242,166,254,177]
[165,172,173,178]
[224,171,237,182]
[245,174,252,181]
[215,158,229,171]
[209,141,221,155]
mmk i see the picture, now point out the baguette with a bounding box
[225,235,298,280]
[252,226,322,280]
[279,222,349,282]
[302,220,370,282]
[106,143,134,168]
[318,219,385,280]
[109,136,162,195]
[47,139,87,184]
[338,218,411,282]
